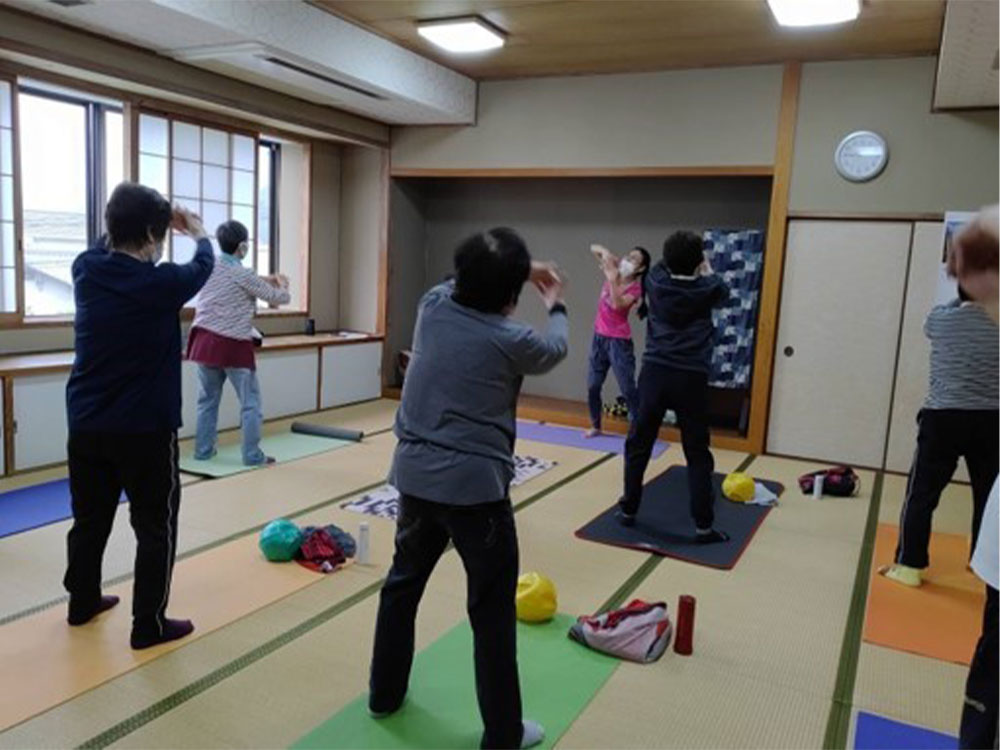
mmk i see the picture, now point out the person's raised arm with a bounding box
[590,244,620,282]
[606,276,638,310]
[166,206,214,306]
[510,265,569,375]
[236,269,291,306]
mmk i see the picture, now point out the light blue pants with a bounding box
[194,365,266,465]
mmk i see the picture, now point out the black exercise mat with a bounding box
[575,465,784,570]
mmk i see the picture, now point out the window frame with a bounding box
[0,65,314,328]
[136,106,260,270]
[15,84,123,322]
[0,73,22,326]
[258,139,281,277]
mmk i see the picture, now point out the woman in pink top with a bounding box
[586,244,650,437]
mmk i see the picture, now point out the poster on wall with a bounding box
[937,211,977,305]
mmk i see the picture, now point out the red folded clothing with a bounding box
[295,528,346,573]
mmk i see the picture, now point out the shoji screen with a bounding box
[767,221,911,467]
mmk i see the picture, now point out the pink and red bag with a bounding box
[568,599,672,663]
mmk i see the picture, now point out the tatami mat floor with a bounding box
[0,399,979,748]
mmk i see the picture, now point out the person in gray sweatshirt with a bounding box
[368,227,567,750]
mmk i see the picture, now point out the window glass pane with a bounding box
[232,135,254,170]
[0,175,11,220]
[257,145,271,274]
[1,221,14,267]
[172,159,200,200]
[201,200,228,237]
[172,121,200,161]
[172,232,196,264]
[0,128,11,176]
[0,82,11,128]
[139,154,168,194]
[19,93,88,317]
[202,128,229,166]
[1,267,16,312]
[203,164,228,202]
[232,203,253,237]
[139,114,167,156]
[104,110,123,199]
[232,169,253,205]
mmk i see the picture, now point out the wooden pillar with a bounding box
[746,61,801,454]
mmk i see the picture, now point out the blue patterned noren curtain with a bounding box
[702,229,765,389]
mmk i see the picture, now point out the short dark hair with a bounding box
[105,182,172,251]
[663,231,704,276]
[217,220,249,255]
[453,227,531,314]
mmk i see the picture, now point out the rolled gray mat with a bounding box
[290,421,364,442]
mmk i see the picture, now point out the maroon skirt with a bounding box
[186,326,256,370]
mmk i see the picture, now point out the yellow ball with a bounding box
[722,472,756,504]
[516,572,557,623]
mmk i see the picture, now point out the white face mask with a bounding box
[619,259,636,277]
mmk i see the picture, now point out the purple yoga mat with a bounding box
[516,421,668,458]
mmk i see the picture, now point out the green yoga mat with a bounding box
[293,614,617,749]
[179,433,351,477]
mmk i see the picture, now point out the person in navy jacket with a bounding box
[64,183,213,649]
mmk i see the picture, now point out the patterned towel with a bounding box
[703,229,765,389]
[342,455,557,521]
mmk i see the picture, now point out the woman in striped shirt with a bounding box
[186,220,291,466]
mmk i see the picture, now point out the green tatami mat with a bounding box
[179,433,351,477]
[292,614,617,749]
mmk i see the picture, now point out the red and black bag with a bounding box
[798,466,860,497]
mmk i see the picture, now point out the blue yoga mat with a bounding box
[0,478,125,539]
[516,421,668,458]
[575,466,781,570]
[854,712,957,750]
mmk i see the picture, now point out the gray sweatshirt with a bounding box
[390,281,568,505]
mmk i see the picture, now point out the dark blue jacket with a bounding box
[642,262,728,374]
[66,238,214,433]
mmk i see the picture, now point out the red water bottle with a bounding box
[674,594,695,655]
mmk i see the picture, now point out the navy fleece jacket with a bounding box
[66,237,214,433]
[642,262,728,374]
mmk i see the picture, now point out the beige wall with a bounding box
[338,146,385,333]
[391,65,784,169]
[307,141,341,332]
[789,57,999,214]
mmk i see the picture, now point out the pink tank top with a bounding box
[594,280,641,339]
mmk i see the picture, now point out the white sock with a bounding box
[521,719,545,749]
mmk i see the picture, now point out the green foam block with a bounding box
[292,614,618,749]
[179,433,351,477]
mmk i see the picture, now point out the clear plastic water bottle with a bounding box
[813,474,825,499]
[358,522,371,564]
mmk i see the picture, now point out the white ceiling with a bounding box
[934,0,999,109]
[0,0,477,124]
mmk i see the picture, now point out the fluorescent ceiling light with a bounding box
[417,16,505,54]
[767,0,860,27]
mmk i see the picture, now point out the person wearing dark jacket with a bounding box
[64,183,213,649]
[619,230,729,542]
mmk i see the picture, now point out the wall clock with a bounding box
[834,130,889,183]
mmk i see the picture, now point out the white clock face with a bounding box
[834,131,888,183]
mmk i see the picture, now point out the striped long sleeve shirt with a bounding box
[192,253,290,341]
[924,299,999,411]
